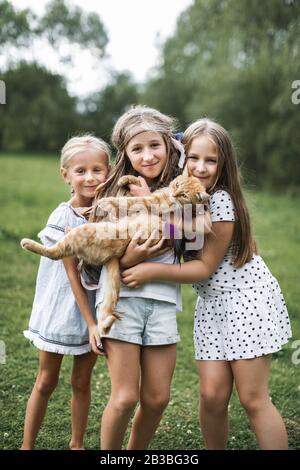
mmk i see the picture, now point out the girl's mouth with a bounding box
[143,162,158,168]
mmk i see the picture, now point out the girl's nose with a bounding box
[86,172,95,181]
[142,148,155,162]
[195,160,206,173]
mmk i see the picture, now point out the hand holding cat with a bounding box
[128,176,151,197]
[119,230,168,269]
[88,324,106,356]
[121,262,158,288]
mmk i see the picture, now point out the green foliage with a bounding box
[0,62,80,151]
[0,155,299,449]
[0,1,138,153]
[142,0,300,189]
[38,0,108,58]
[0,0,108,57]
[0,0,299,189]
[0,0,32,46]
[83,72,140,142]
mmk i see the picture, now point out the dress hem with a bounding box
[23,330,92,356]
[195,336,292,361]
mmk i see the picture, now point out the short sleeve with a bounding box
[38,203,85,247]
[210,190,235,222]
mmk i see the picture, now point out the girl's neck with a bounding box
[144,176,159,190]
[70,195,93,208]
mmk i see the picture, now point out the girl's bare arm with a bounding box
[121,221,234,287]
[63,257,105,355]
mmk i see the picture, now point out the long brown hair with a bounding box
[183,119,257,268]
[90,105,182,221]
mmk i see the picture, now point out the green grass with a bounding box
[0,154,299,450]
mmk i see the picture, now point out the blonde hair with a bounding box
[183,118,257,268]
[60,134,111,169]
[94,105,181,201]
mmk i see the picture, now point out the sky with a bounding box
[10,0,192,97]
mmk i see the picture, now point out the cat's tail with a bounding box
[20,238,66,260]
[102,311,122,333]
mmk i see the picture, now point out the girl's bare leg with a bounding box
[20,351,63,450]
[100,339,141,450]
[197,360,234,450]
[127,344,177,450]
[232,355,288,450]
[69,351,98,450]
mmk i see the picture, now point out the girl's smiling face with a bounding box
[61,149,109,207]
[125,131,168,184]
[186,134,219,190]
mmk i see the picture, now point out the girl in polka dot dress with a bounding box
[121,119,292,449]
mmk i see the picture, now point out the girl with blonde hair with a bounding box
[21,134,110,450]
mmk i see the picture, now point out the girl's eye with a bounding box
[208,159,217,163]
[187,156,197,160]
[76,169,84,173]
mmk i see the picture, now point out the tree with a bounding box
[0,0,110,152]
[0,0,32,47]
[83,72,140,143]
[0,0,108,58]
[38,0,108,59]
[0,62,79,151]
[142,0,300,188]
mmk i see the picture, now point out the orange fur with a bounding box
[21,175,210,335]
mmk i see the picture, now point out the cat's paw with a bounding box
[95,200,112,218]
[95,206,109,218]
[118,175,141,188]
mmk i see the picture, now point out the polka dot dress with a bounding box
[192,190,292,361]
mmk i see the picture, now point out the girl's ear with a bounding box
[60,167,70,184]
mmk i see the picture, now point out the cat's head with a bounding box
[169,175,210,206]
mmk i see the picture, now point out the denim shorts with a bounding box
[98,297,180,346]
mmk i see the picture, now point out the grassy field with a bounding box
[0,154,299,450]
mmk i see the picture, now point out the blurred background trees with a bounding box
[0,0,299,189]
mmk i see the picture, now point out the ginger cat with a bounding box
[21,175,210,335]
